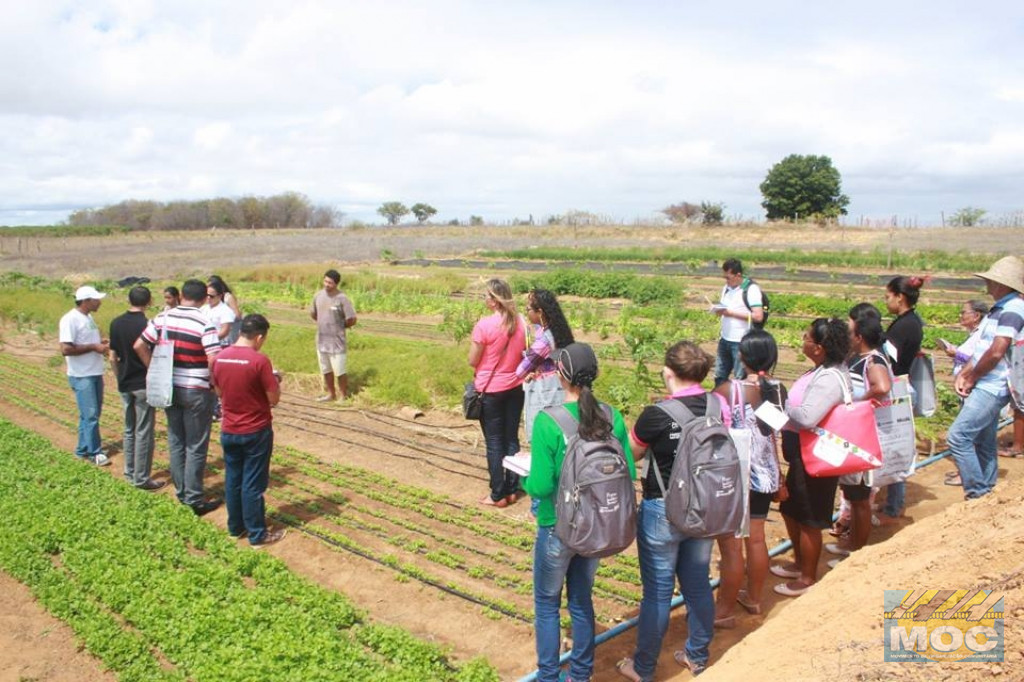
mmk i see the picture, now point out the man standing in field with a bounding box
[310,269,357,401]
[59,285,111,466]
[134,279,222,515]
[211,314,285,547]
[950,256,1024,499]
[712,258,765,386]
[109,286,165,491]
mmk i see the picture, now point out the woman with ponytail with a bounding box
[523,343,634,682]
[711,329,786,627]
[468,279,527,507]
[879,275,927,523]
[617,341,728,680]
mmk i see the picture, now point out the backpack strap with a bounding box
[649,399,700,497]
[543,403,614,443]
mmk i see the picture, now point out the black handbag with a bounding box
[463,333,514,420]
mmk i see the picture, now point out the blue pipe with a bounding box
[516,419,1011,682]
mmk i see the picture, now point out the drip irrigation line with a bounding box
[516,421,1013,682]
[284,393,479,429]
[268,513,533,625]
[273,413,488,482]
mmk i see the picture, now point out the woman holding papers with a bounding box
[523,343,633,682]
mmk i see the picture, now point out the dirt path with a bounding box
[0,571,117,682]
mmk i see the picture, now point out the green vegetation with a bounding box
[760,154,849,221]
[0,225,130,237]
[479,246,993,273]
[0,417,496,681]
[508,269,683,305]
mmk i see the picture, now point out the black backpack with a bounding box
[547,404,637,558]
[741,277,769,329]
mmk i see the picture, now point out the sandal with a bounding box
[944,475,962,486]
[773,580,812,597]
[615,658,643,682]
[828,521,850,538]
[713,615,736,629]
[673,650,706,675]
[736,589,763,615]
[997,448,1024,458]
[479,496,508,508]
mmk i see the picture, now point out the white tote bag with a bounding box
[145,316,174,409]
[872,377,917,487]
[908,352,936,418]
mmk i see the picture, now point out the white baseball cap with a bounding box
[74,285,107,301]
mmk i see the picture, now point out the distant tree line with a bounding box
[68,192,342,231]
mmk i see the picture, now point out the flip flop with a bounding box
[944,475,962,486]
[615,658,643,682]
[713,615,736,629]
[479,496,508,508]
[736,589,763,615]
[997,449,1024,458]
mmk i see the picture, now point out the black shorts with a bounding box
[840,483,871,502]
[778,432,838,529]
[749,490,773,519]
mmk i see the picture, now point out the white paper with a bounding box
[883,340,898,364]
[709,304,728,312]
[754,401,789,431]
[502,452,532,476]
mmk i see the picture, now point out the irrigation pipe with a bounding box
[516,418,1013,682]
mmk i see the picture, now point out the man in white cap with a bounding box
[950,256,1024,499]
[59,285,111,466]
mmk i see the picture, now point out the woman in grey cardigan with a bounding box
[770,317,851,597]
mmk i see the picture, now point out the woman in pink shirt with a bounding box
[468,279,528,507]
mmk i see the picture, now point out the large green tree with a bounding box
[410,202,437,223]
[377,201,410,225]
[760,154,850,221]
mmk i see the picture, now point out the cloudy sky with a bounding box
[2,1,1023,226]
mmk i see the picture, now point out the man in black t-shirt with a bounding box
[109,286,165,491]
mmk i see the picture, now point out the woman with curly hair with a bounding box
[516,288,575,443]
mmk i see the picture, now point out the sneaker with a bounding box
[136,479,167,492]
[315,395,335,403]
[824,542,852,557]
[92,453,112,467]
[191,499,222,516]
[251,529,286,547]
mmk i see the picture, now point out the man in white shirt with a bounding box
[59,285,111,466]
[712,258,764,386]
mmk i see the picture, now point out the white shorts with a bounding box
[318,351,347,376]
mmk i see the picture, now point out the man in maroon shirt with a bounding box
[211,314,285,547]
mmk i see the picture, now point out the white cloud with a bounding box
[1,0,1023,225]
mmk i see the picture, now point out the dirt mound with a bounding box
[701,475,1024,681]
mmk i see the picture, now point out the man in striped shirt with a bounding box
[135,279,223,516]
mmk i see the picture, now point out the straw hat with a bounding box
[974,256,1024,293]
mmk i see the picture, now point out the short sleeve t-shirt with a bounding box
[59,308,104,377]
[632,385,732,499]
[719,281,763,342]
[201,302,237,345]
[211,346,277,434]
[972,293,1024,398]
[139,307,221,390]
[109,310,149,392]
[311,290,356,353]
[471,313,527,393]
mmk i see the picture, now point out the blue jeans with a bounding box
[68,375,104,457]
[164,387,214,507]
[223,428,274,544]
[713,338,745,386]
[533,525,599,682]
[121,388,156,485]
[480,386,524,501]
[948,388,1007,499]
[883,481,905,517]
[633,499,714,678]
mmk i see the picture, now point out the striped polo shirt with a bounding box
[141,307,221,390]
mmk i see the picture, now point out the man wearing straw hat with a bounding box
[950,256,1024,499]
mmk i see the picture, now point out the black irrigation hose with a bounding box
[272,412,488,482]
[285,393,480,429]
[272,401,487,474]
[268,513,533,625]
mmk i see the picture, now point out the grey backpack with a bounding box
[652,397,744,538]
[547,404,637,558]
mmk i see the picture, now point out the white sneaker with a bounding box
[93,453,112,467]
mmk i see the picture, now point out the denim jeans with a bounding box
[948,388,1008,499]
[164,387,214,507]
[68,375,104,457]
[121,388,156,485]
[480,386,524,501]
[713,338,745,386]
[632,499,714,678]
[222,428,274,544]
[883,481,905,517]
[533,525,599,682]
